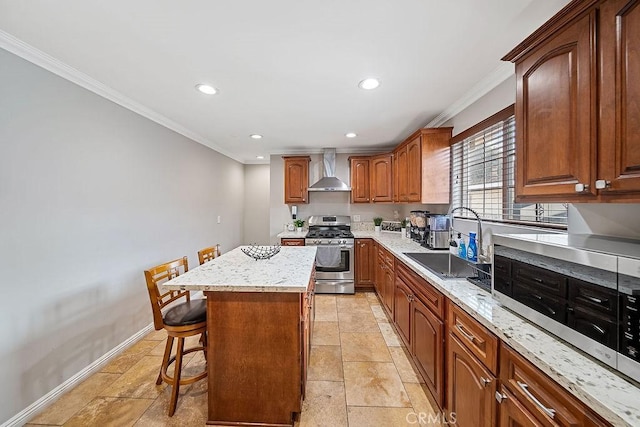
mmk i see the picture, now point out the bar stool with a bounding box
[143,256,207,416]
[198,244,221,265]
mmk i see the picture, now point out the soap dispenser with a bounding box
[458,236,467,259]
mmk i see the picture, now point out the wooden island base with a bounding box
[205,287,313,426]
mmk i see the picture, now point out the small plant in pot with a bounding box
[293,219,305,232]
[373,217,383,233]
[400,219,408,238]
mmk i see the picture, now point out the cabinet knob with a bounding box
[372,197,376,201]
[574,183,589,193]
[480,377,492,387]
[495,391,507,403]
[595,179,611,190]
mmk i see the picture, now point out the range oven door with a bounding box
[314,245,354,281]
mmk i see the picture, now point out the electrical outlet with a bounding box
[353,215,361,222]
[217,215,221,224]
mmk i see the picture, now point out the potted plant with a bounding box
[373,217,383,233]
[400,219,408,238]
[293,219,305,233]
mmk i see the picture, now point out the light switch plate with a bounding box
[353,215,361,222]
[217,215,221,224]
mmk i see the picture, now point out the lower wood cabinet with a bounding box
[354,238,375,291]
[413,296,444,408]
[394,274,412,346]
[447,333,497,427]
[281,238,305,246]
[496,384,544,426]
[376,245,395,316]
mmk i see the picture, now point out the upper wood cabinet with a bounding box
[370,154,394,202]
[394,128,452,204]
[503,0,640,202]
[283,156,310,204]
[349,157,371,203]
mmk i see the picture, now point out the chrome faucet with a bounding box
[447,206,487,262]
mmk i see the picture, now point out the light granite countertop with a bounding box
[162,246,317,293]
[276,230,640,426]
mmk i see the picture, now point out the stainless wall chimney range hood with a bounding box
[308,148,351,192]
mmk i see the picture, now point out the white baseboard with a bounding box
[1,323,154,427]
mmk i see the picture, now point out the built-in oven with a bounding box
[305,215,355,294]
[492,234,640,384]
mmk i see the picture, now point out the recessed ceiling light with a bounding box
[195,84,218,95]
[250,134,263,139]
[345,132,357,138]
[256,156,265,160]
[358,78,380,90]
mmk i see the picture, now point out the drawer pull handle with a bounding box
[517,381,556,419]
[533,278,544,283]
[582,295,605,305]
[455,322,477,343]
[480,377,492,387]
[591,324,606,335]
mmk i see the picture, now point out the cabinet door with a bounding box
[447,333,496,427]
[407,137,422,202]
[394,276,412,347]
[395,147,408,202]
[413,297,444,408]
[355,239,375,289]
[496,385,544,427]
[283,157,310,204]
[514,12,597,201]
[598,0,640,196]
[370,154,394,202]
[383,264,395,317]
[350,158,371,203]
[376,250,386,305]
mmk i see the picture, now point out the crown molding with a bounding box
[426,62,514,128]
[0,30,242,163]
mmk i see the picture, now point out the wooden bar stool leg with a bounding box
[168,337,185,417]
[157,336,174,386]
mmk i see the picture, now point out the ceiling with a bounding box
[0,0,570,164]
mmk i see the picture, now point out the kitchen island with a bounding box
[163,245,317,426]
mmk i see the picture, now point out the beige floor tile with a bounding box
[62,396,154,427]
[101,340,159,374]
[25,424,58,426]
[338,311,381,333]
[100,356,168,399]
[365,292,381,304]
[370,304,390,323]
[312,321,340,346]
[143,329,167,341]
[347,406,419,427]
[30,373,121,425]
[308,345,343,381]
[297,381,347,427]
[378,322,404,347]
[336,295,372,314]
[149,335,203,358]
[389,347,421,383]
[341,332,391,362]
[343,361,411,407]
[314,295,338,321]
[134,378,207,426]
[404,383,447,426]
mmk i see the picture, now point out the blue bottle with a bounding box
[467,232,478,262]
[458,237,467,259]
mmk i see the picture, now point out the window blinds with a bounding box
[451,114,568,227]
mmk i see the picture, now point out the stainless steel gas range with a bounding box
[304,215,355,294]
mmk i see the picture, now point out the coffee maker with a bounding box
[425,214,451,249]
[409,210,429,244]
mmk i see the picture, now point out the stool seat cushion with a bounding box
[164,298,206,326]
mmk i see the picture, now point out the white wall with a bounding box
[568,204,640,239]
[0,49,244,423]
[243,164,271,244]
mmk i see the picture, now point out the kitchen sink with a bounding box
[403,252,492,291]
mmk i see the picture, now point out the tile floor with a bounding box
[26,292,443,426]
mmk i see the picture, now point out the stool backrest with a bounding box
[198,244,221,265]
[143,256,189,330]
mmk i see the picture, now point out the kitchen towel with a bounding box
[315,246,342,268]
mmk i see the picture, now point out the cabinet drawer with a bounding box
[513,261,567,297]
[396,261,444,319]
[500,343,609,427]
[448,301,498,374]
[512,283,567,324]
[281,238,305,246]
[568,278,617,319]
[494,255,512,278]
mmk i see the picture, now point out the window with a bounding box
[450,105,567,227]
